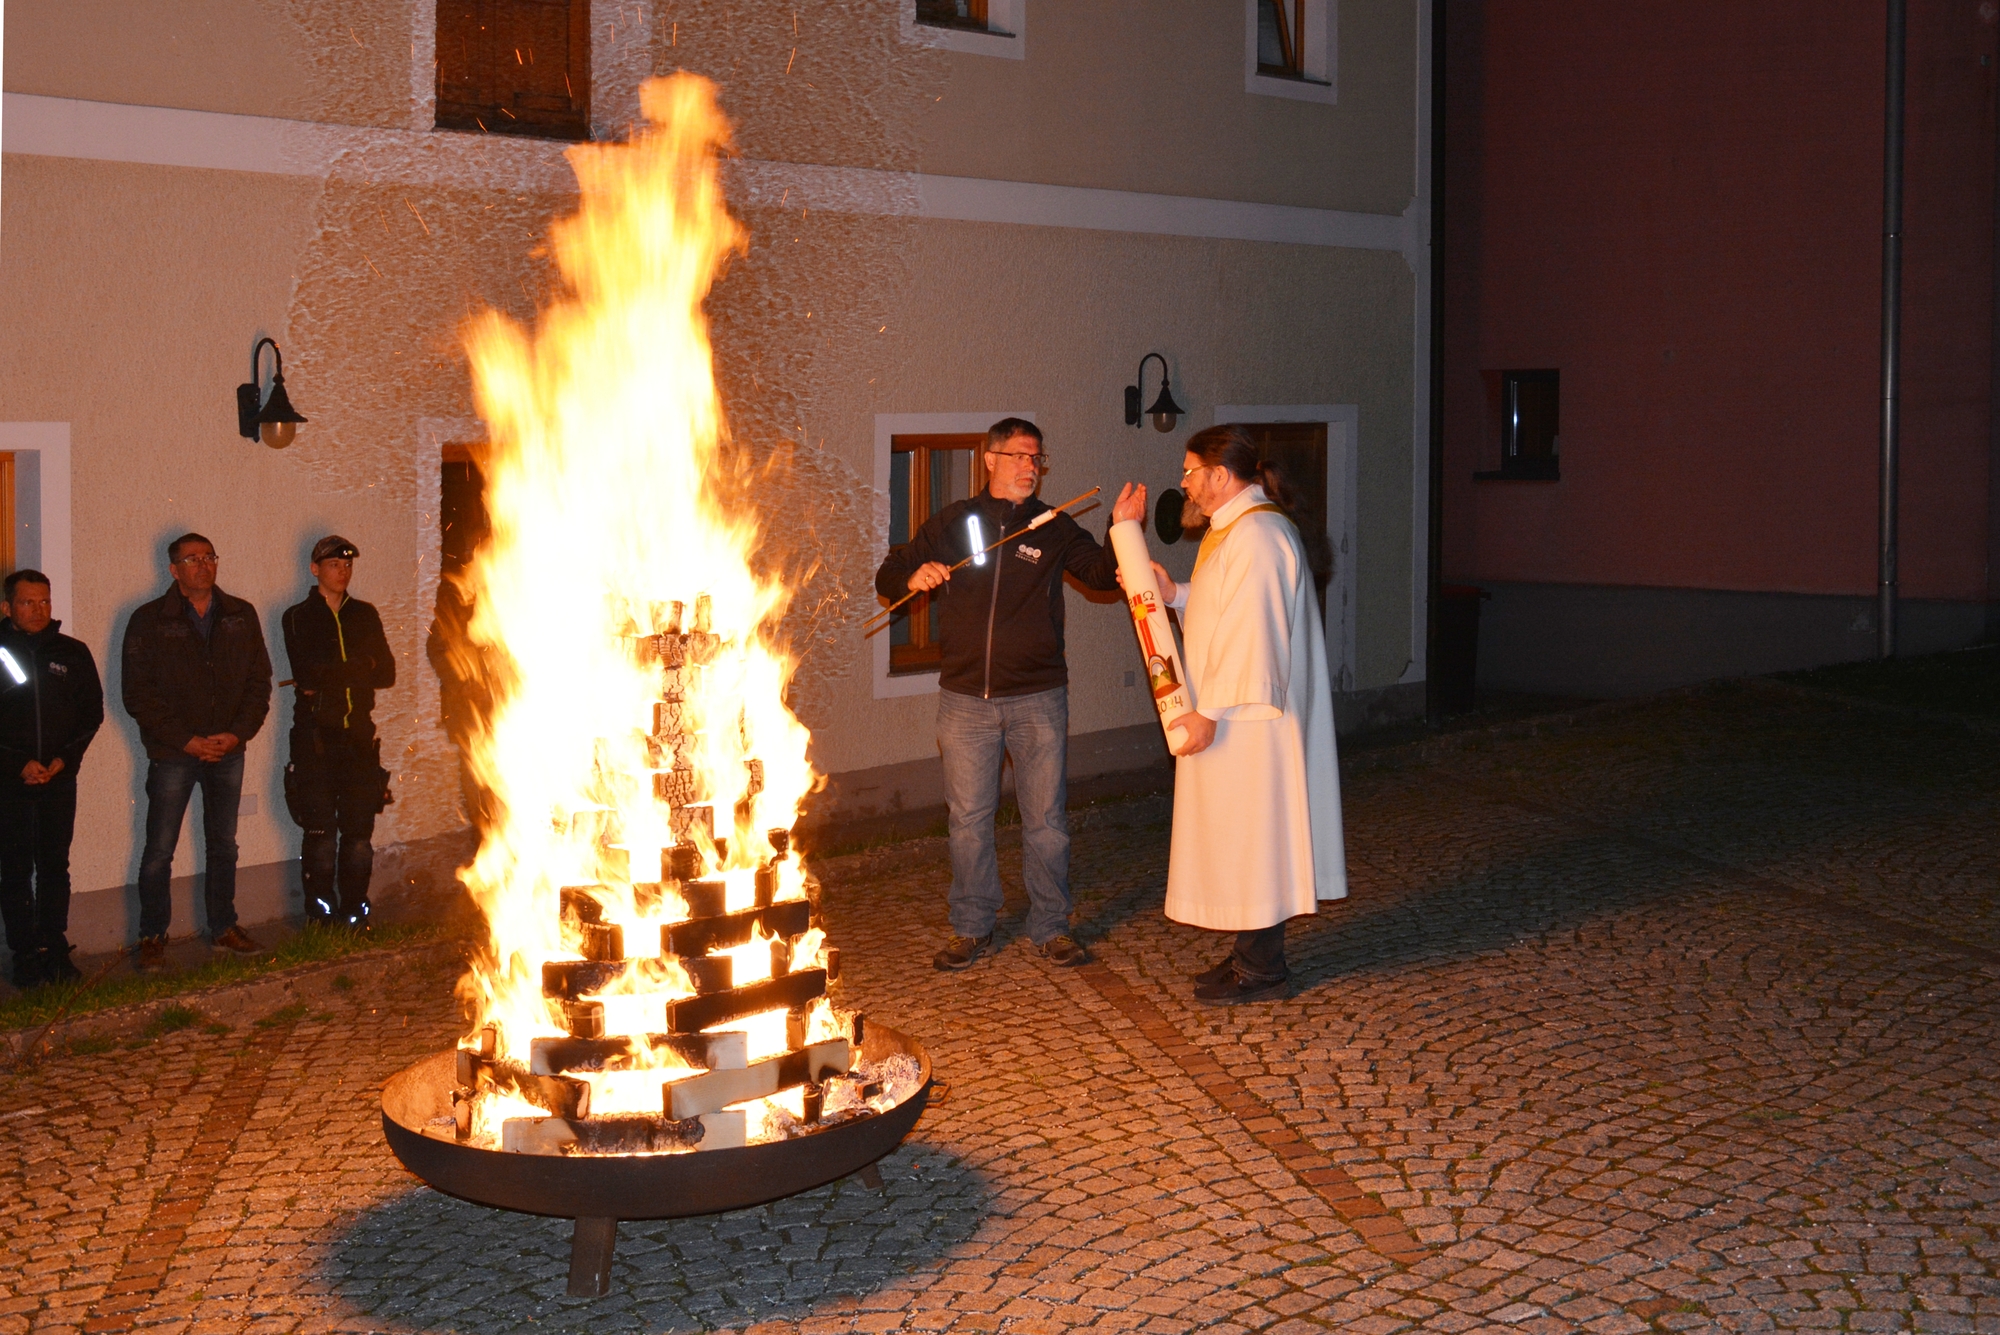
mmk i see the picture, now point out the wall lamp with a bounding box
[237,337,308,449]
[1124,352,1185,433]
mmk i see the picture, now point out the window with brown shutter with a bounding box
[436,0,591,141]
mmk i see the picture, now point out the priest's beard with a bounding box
[1179,494,1214,535]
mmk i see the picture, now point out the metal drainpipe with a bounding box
[1879,0,1907,659]
[1425,0,1447,720]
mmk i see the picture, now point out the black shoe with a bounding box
[1193,955,1235,986]
[38,945,81,985]
[9,952,44,989]
[1034,934,1091,967]
[932,934,992,971]
[1193,967,1290,1005]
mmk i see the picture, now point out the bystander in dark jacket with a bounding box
[0,571,103,986]
[282,535,395,928]
[120,533,273,966]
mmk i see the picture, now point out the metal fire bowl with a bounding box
[381,1025,931,1222]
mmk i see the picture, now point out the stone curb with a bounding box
[0,938,465,1064]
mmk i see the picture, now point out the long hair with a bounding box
[1183,425,1297,518]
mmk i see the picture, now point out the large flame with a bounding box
[448,75,823,1143]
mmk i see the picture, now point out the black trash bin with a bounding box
[1431,584,1489,715]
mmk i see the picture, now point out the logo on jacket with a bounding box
[46,662,68,677]
[1014,544,1042,564]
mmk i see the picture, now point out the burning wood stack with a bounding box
[437,598,910,1158]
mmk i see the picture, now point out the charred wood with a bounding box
[663,898,812,958]
[665,968,826,1034]
[529,1029,749,1076]
[663,1039,851,1119]
[457,1050,592,1119]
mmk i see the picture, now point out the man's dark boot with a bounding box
[9,950,44,988]
[38,943,81,985]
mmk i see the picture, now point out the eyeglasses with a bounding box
[174,553,219,567]
[1181,464,1217,480]
[989,451,1048,469]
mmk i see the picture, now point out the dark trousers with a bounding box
[1232,922,1288,983]
[138,751,246,940]
[0,783,78,958]
[287,728,381,922]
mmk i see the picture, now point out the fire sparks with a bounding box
[447,74,835,1152]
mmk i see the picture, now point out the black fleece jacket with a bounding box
[0,619,103,791]
[874,492,1118,698]
[121,586,273,761]
[281,591,395,736]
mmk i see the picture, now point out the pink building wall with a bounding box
[1443,0,1998,678]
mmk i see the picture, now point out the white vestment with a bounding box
[1164,485,1347,930]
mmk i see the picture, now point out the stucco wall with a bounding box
[0,0,1424,930]
[1441,0,1996,605]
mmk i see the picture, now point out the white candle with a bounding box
[1108,519,1193,752]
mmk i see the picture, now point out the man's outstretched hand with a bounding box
[1111,482,1148,525]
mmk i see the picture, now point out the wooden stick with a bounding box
[863,488,1102,634]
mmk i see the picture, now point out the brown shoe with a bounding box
[131,936,168,974]
[211,926,263,955]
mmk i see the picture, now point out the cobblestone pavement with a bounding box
[3,679,1999,1334]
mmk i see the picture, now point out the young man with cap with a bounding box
[122,533,274,967]
[282,536,396,929]
[0,570,103,986]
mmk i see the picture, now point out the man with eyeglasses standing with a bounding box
[282,536,395,930]
[122,533,273,970]
[874,418,1146,971]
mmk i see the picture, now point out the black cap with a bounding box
[312,535,360,563]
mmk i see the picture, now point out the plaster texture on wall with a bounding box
[0,153,329,900]
[3,0,415,129]
[0,0,1424,926]
[654,0,945,174]
[918,0,1418,215]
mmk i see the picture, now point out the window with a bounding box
[887,435,988,675]
[436,0,591,141]
[1245,0,1337,104]
[917,0,998,34]
[902,0,1023,58]
[1477,370,1561,481]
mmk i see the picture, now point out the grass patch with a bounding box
[146,1004,202,1037]
[254,1003,310,1028]
[1780,643,2000,719]
[66,1034,117,1055]
[333,974,357,992]
[0,922,443,1033]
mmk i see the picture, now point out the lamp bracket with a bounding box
[237,337,284,441]
[1125,352,1169,428]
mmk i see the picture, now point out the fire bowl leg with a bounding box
[567,1216,619,1297]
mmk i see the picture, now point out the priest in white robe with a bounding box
[1149,425,1346,1003]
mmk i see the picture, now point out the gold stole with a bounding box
[1192,503,1285,583]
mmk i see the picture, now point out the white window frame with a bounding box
[870,411,1034,699]
[0,423,74,626]
[1213,404,1359,692]
[899,0,1026,61]
[1245,0,1339,106]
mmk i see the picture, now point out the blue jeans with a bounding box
[936,686,1072,944]
[137,751,246,940]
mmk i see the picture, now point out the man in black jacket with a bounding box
[122,533,273,967]
[874,418,1145,971]
[282,536,395,929]
[0,571,103,986]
